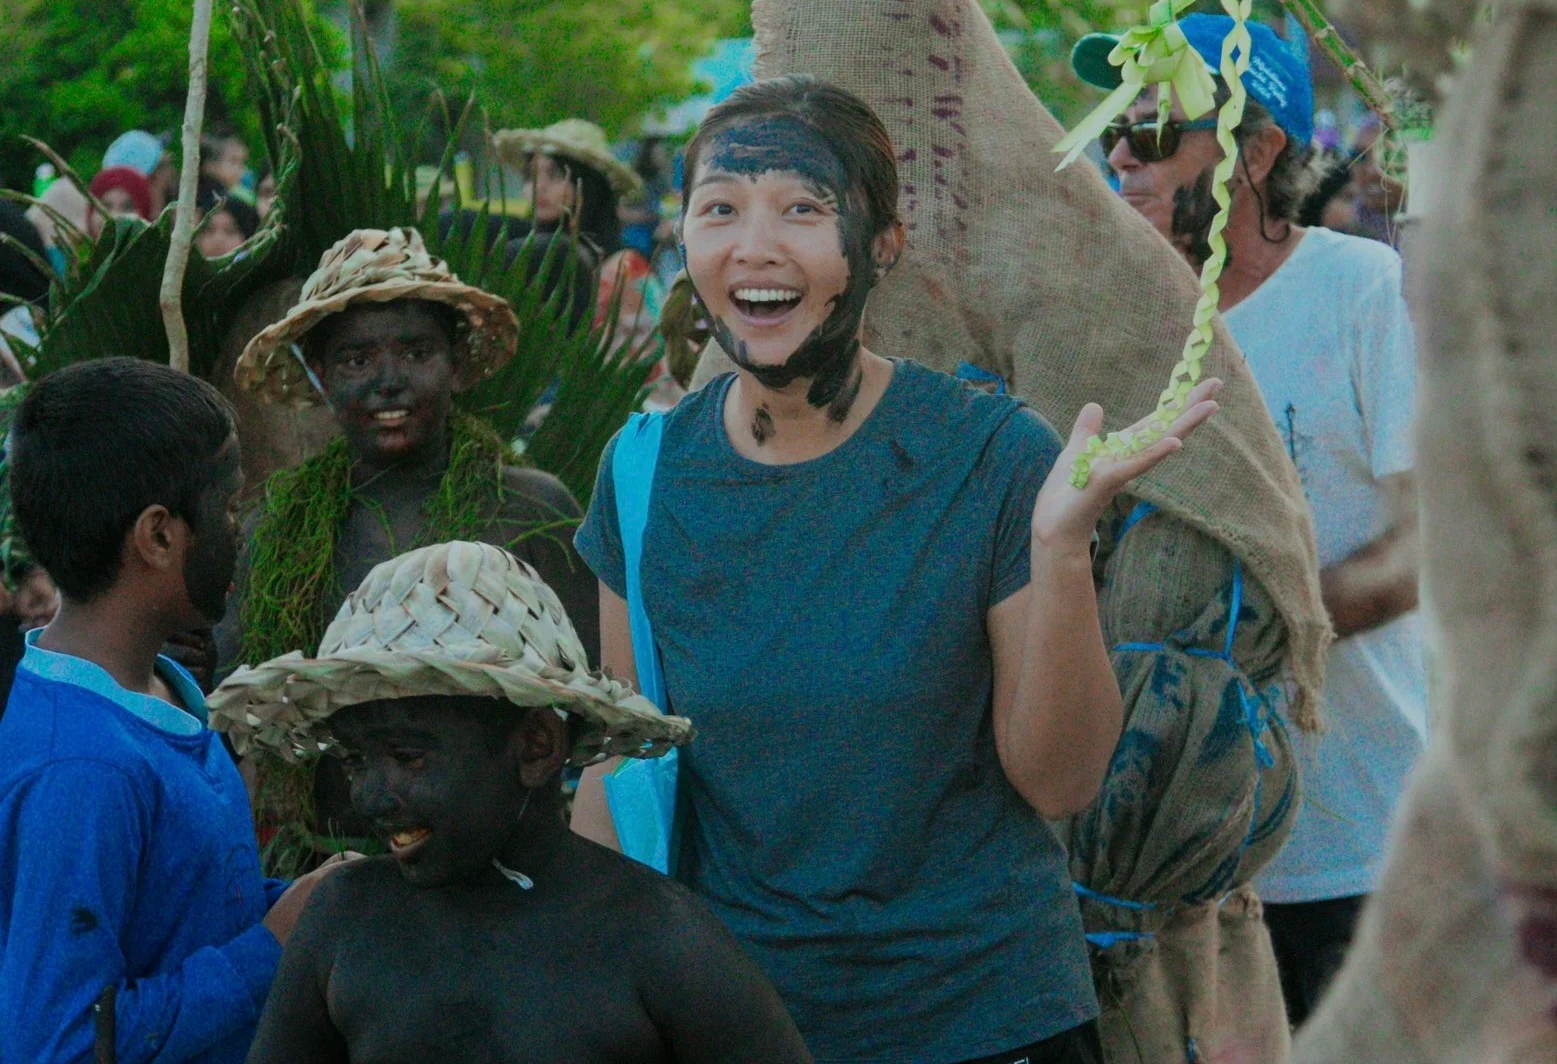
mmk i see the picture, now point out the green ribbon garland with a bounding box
[1053,0,1217,171]
[1055,0,1253,488]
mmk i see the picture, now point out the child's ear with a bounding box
[128,504,181,573]
[514,707,567,789]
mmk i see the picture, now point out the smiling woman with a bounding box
[570,74,1223,1064]
[679,78,902,427]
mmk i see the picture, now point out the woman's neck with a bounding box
[723,348,895,465]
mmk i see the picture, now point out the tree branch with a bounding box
[161,0,214,375]
[1280,0,1399,132]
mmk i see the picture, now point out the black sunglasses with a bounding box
[1100,117,1220,163]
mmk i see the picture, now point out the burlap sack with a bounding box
[1067,499,1296,1061]
[690,3,1327,1058]
[1094,888,1290,1064]
[1296,3,1557,1060]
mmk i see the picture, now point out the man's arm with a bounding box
[0,763,281,1064]
[639,885,813,1064]
[1320,472,1419,639]
[247,871,350,1064]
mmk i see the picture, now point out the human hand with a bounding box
[162,627,217,691]
[262,852,365,947]
[1032,378,1222,553]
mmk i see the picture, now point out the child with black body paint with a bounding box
[571,75,1224,1063]
[215,542,812,1064]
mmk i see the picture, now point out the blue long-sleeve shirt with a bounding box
[0,634,286,1063]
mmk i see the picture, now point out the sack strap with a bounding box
[611,411,668,711]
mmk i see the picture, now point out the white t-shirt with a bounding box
[1230,227,1428,904]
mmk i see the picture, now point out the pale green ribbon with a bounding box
[1052,0,1217,172]
[1057,0,1254,488]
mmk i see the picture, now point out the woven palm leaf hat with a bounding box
[493,119,644,197]
[209,541,693,765]
[234,227,521,406]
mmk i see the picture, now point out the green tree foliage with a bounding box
[0,0,342,190]
[384,0,753,143]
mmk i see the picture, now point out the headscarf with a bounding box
[88,167,155,222]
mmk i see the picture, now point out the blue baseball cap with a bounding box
[1071,14,1314,147]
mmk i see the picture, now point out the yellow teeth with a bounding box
[373,410,410,422]
[391,828,431,847]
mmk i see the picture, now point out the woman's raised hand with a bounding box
[1031,378,1223,552]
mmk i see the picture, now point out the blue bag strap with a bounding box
[611,412,667,711]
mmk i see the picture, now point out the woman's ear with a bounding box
[873,221,906,281]
[514,707,568,789]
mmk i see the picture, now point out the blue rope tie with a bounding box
[1074,551,1279,936]
[1118,499,1159,540]
[1074,881,1155,911]
[954,361,1007,395]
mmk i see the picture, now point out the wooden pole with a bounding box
[160,0,214,375]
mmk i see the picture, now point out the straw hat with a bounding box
[209,541,693,766]
[234,227,520,406]
[494,119,644,197]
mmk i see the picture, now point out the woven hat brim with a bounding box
[208,647,693,767]
[234,280,521,407]
[493,130,644,197]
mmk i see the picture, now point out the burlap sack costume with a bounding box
[691,2,1326,1058]
[1295,2,1557,1060]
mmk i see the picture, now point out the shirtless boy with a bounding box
[212,541,811,1063]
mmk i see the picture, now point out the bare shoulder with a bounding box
[309,857,414,927]
[566,836,714,927]
[497,464,583,522]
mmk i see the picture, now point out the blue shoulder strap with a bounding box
[611,411,667,710]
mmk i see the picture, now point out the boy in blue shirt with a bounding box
[0,359,349,1063]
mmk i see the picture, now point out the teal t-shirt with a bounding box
[576,359,1097,1063]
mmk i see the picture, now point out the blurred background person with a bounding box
[200,125,252,200]
[85,166,155,240]
[194,177,259,258]
[101,129,172,216]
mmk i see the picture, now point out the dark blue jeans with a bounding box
[958,1021,1104,1064]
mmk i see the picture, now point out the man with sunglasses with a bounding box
[1073,14,1428,1030]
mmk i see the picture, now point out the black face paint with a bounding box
[1170,166,1220,269]
[182,442,242,623]
[697,117,885,422]
[751,404,775,445]
[332,697,534,888]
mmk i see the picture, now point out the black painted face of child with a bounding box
[181,437,243,624]
[681,116,882,420]
[310,301,460,470]
[331,696,563,888]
